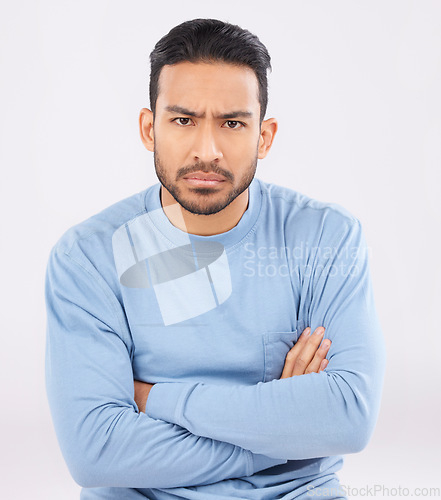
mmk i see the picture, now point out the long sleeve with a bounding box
[145,219,386,460]
[44,244,285,488]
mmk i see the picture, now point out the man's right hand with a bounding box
[280,327,331,378]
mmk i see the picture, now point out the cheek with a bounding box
[222,135,259,159]
[155,135,186,164]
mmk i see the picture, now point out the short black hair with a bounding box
[149,18,271,122]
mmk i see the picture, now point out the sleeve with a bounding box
[145,219,386,460]
[44,245,285,488]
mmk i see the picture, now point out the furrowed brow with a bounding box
[165,106,253,120]
[165,105,204,118]
[216,111,253,120]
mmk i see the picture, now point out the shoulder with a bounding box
[256,177,361,238]
[50,186,155,261]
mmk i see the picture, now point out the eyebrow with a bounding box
[164,105,253,120]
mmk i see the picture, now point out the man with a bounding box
[45,19,386,500]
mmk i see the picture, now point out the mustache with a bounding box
[177,162,234,182]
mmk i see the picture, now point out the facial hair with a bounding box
[154,149,258,216]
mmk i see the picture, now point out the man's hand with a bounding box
[134,380,154,413]
[280,327,331,378]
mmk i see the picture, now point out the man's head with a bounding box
[139,19,277,219]
[149,18,271,123]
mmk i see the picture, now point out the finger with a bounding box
[305,339,331,374]
[292,327,326,376]
[319,359,329,372]
[281,327,323,378]
[280,327,311,379]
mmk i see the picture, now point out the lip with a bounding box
[183,172,226,187]
[183,172,225,181]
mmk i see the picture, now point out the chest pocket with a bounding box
[262,330,298,382]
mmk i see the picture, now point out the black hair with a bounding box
[149,18,271,122]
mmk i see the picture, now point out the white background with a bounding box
[1,1,440,499]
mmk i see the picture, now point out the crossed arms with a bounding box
[134,325,331,413]
[45,219,386,488]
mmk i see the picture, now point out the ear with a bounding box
[258,118,278,159]
[139,108,155,152]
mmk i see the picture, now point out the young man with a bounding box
[45,19,386,500]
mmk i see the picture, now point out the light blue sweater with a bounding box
[45,177,386,500]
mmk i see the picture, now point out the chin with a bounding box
[178,196,233,216]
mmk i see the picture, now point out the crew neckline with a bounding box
[144,177,263,250]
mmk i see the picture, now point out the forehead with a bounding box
[156,61,260,112]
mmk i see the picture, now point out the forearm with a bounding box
[47,390,283,488]
[146,361,383,460]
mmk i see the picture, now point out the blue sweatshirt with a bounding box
[45,177,386,500]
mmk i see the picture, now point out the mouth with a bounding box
[182,172,226,187]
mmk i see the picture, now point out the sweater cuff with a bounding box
[145,382,192,425]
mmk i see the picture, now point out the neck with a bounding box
[160,187,249,236]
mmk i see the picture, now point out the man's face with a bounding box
[151,61,263,215]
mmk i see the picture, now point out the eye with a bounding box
[222,120,244,130]
[173,117,193,126]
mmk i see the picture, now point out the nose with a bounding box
[191,124,223,163]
